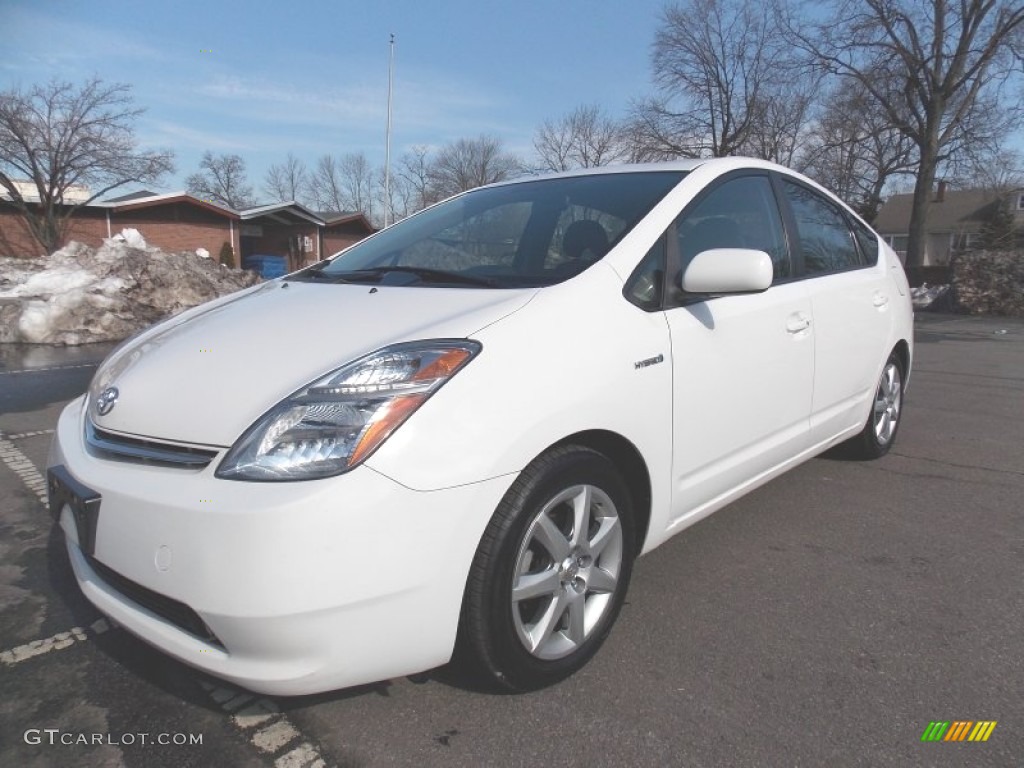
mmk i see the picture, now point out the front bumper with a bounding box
[48,396,515,695]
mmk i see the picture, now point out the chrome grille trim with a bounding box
[85,420,220,468]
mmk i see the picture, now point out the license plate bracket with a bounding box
[47,465,101,556]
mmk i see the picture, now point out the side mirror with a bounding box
[680,248,773,294]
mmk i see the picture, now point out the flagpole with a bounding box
[383,33,395,227]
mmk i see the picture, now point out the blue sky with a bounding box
[1,0,669,198]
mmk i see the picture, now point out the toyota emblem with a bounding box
[96,387,119,416]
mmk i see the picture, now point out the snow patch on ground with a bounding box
[0,238,261,345]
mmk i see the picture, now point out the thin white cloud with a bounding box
[140,120,262,152]
[4,6,168,68]
[183,70,509,141]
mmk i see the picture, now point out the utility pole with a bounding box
[383,33,395,228]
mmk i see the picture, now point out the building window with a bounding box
[1017,192,1024,211]
[885,234,908,257]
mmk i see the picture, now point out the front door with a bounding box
[664,174,814,527]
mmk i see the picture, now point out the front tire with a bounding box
[457,445,636,691]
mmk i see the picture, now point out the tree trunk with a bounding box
[904,131,941,268]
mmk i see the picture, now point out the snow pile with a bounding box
[952,249,1024,316]
[0,237,261,345]
[109,227,147,249]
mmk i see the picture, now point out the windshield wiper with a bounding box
[335,266,499,287]
[289,264,372,283]
[291,263,337,280]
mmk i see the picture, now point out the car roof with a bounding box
[484,156,794,188]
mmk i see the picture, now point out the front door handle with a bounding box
[786,313,811,334]
[873,292,890,308]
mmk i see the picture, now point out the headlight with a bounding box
[216,339,481,481]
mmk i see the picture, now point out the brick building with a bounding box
[0,190,375,269]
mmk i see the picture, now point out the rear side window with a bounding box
[782,181,862,275]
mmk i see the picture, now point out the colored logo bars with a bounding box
[921,721,997,742]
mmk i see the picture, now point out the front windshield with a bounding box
[292,171,686,288]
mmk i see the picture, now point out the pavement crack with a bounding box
[890,451,1024,478]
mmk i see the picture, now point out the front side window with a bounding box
[782,181,862,275]
[293,172,686,288]
[675,175,790,281]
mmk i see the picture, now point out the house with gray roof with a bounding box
[873,182,1024,265]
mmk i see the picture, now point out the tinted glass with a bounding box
[676,175,789,280]
[298,172,686,288]
[782,181,861,274]
[545,204,629,270]
[851,217,879,266]
[623,237,666,310]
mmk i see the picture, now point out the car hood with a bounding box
[88,281,536,446]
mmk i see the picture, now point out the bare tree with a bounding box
[338,152,375,219]
[785,0,1024,266]
[263,153,309,204]
[534,105,631,172]
[429,135,523,198]
[375,165,407,226]
[307,152,377,217]
[935,91,1021,184]
[802,78,918,221]
[0,78,174,255]
[307,154,345,212]
[742,82,818,168]
[397,145,438,212]
[185,151,254,209]
[958,144,1024,191]
[630,0,799,159]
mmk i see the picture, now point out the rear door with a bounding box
[776,178,893,443]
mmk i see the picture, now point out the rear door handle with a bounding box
[873,292,890,308]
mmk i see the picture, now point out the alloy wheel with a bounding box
[510,484,623,660]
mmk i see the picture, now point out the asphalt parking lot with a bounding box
[1,313,1021,768]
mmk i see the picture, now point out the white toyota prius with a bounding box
[48,158,913,695]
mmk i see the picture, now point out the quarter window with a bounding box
[676,175,790,280]
[782,181,862,274]
[623,237,666,311]
[850,217,880,266]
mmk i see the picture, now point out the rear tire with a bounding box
[845,352,904,459]
[456,445,635,691]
